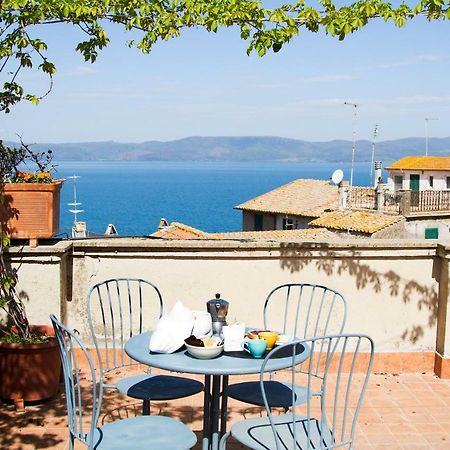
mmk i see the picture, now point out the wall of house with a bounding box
[274,214,311,230]
[404,218,450,241]
[243,212,317,232]
[242,211,254,231]
[372,220,410,239]
[387,169,450,192]
[262,214,276,231]
[241,211,276,231]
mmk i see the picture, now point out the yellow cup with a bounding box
[258,331,279,350]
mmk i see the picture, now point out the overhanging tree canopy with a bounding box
[0,0,449,112]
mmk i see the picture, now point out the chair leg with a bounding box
[143,399,150,415]
[219,431,230,450]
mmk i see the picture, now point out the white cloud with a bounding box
[66,65,99,76]
[377,53,447,70]
[369,95,450,106]
[302,73,357,83]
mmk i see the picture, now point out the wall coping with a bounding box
[4,236,441,257]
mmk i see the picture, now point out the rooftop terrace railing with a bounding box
[347,186,450,215]
[346,187,376,210]
[410,190,450,213]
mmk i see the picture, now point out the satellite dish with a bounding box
[331,169,344,185]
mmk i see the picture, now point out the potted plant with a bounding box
[0,140,63,247]
[0,141,61,410]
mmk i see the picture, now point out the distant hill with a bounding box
[6,136,450,164]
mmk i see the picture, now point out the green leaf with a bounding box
[39,61,56,74]
[272,42,282,53]
[25,94,40,105]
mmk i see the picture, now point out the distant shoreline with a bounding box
[6,136,450,163]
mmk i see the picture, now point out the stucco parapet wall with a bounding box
[67,237,437,259]
[4,240,73,262]
[4,237,439,259]
[437,244,450,259]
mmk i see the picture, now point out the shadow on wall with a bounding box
[278,242,438,345]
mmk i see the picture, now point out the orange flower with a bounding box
[16,171,34,182]
[10,169,53,183]
[38,171,51,180]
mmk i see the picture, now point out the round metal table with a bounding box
[125,332,310,450]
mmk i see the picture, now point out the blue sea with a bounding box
[56,161,379,237]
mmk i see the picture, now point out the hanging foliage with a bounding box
[0,0,449,112]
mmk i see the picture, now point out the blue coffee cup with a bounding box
[243,338,267,358]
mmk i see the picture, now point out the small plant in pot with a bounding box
[1,139,62,247]
[0,141,62,410]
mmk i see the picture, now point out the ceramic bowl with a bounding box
[258,331,279,350]
[247,329,268,339]
[275,334,294,346]
[185,342,224,359]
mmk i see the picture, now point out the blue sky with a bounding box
[1,14,449,143]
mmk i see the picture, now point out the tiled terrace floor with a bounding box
[1,369,450,450]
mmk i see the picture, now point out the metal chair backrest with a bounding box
[50,314,103,449]
[260,334,374,450]
[263,283,347,339]
[87,278,163,373]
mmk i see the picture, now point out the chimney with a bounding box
[73,221,87,238]
[158,218,169,229]
[374,161,383,188]
[338,181,348,210]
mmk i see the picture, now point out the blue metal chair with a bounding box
[228,283,347,409]
[87,278,203,415]
[221,334,374,450]
[50,314,197,450]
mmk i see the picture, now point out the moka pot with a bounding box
[206,293,229,336]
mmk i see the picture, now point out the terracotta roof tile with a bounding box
[235,179,338,217]
[386,156,450,171]
[151,222,335,241]
[209,228,336,241]
[151,222,208,239]
[309,210,404,234]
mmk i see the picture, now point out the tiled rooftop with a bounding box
[234,179,338,218]
[151,221,336,241]
[2,367,450,450]
[209,228,336,241]
[386,156,450,171]
[309,210,405,234]
[151,222,208,239]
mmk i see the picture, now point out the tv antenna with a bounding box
[67,175,84,223]
[344,101,359,186]
[370,124,379,187]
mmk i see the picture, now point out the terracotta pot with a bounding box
[0,325,61,408]
[1,181,63,246]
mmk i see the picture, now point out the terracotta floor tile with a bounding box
[2,371,450,450]
[364,433,397,445]
[386,422,416,434]
[393,432,430,445]
[358,422,393,435]
[370,444,403,450]
[422,432,450,444]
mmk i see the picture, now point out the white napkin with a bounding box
[149,301,195,353]
[192,310,212,338]
[222,322,246,352]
